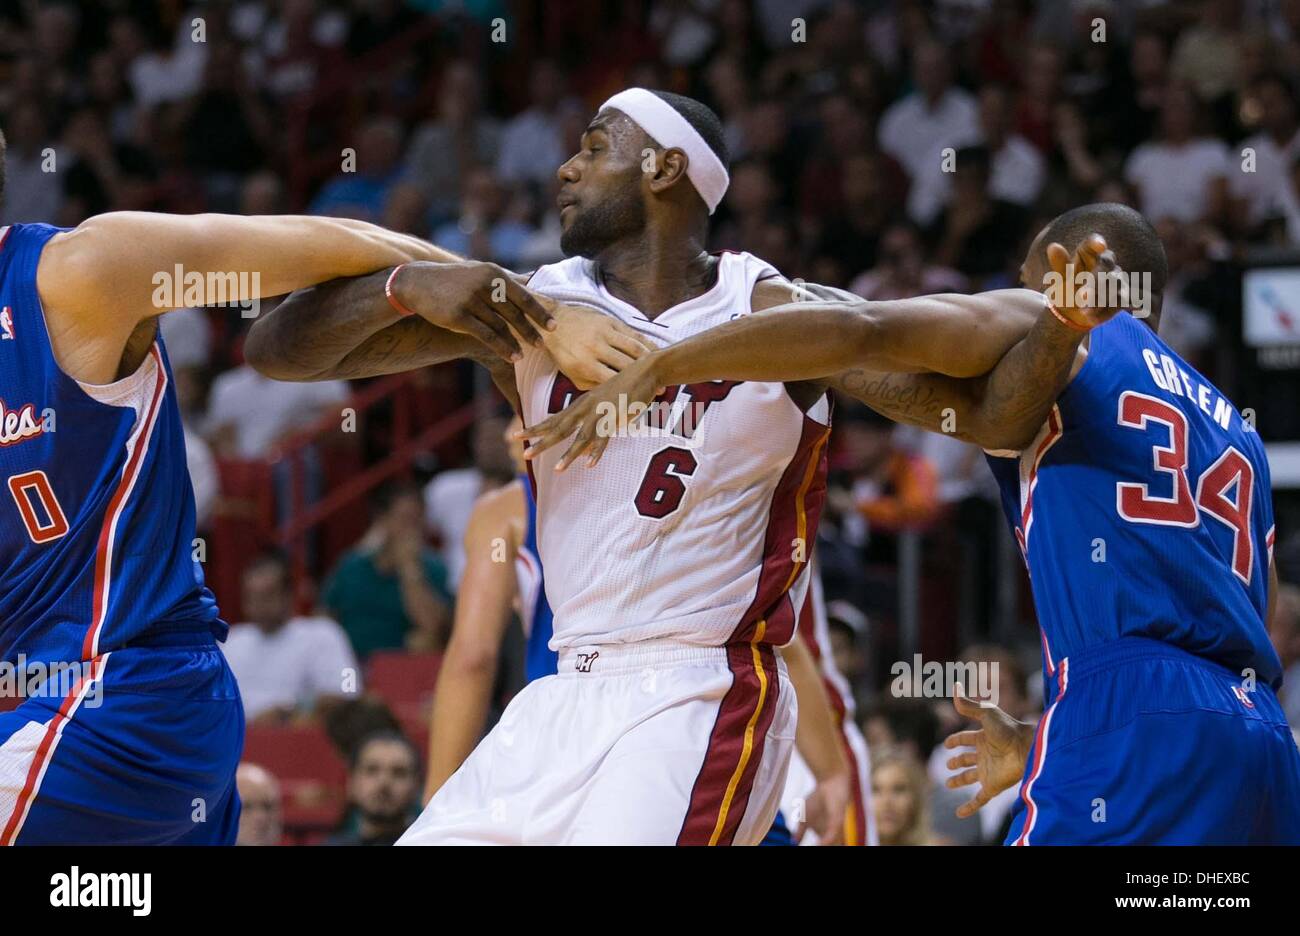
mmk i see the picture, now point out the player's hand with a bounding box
[943,684,1036,819]
[1044,233,1130,330]
[514,351,666,470]
[542,303,657,390]
[391,260,555,361]
[796,771,852,845]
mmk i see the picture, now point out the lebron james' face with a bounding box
[556,111,649,259]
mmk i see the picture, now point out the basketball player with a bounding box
[523,203,1300,844]
[424,417,856,844]
[781,559,877,846]
[245,89,1123,844]
[0,162,639,842]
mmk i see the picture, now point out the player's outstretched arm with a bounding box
[243,262,654,388]
[424,482,523,802]
[39,211,460,322]
[37,212,471,384]
[782,634,852,845]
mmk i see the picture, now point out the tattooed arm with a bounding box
[244,263,653,394]
[785,283,1086,449]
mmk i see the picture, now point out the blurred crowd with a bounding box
[5,0,1300,845]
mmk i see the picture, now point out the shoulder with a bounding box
[465,480,525,545]
[751,275,860,313]
[525,255,590,291]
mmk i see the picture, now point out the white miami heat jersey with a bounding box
[517,251,831,651]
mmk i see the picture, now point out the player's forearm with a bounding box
[643,290,1044,389]
[784,638,851,784]
[966,307,1087,450]
[244,269,490,381]
[644,301,884,387]
[425,663,498,799]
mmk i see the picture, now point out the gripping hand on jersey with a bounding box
[943,685,1037,819]
[515,351,665,470]
[543,306,658,390]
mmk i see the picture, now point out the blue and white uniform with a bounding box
[987,311,1300,844]
[0,223,242,845]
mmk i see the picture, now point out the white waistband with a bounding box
[556,640,730,676]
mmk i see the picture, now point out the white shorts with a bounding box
[398,640,797,845]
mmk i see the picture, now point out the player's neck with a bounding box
[593,235,715,320]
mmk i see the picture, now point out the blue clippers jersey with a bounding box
[986,312,1280,688]
[0,223,221,667]
[518,474,557,681]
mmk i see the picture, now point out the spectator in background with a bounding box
[1171,0,1248,105]
[325,731,421,846]
[1112,28,1173,155]
[235,763,283,846]
[878,37,979,224]
[204,329,349,459]
[849,221,967,300]
[1233,72,1300,232]
[309,116,405,223]
[1270,581,1300,727]
[908,82,1045,226]
[424,412,519,593]
[1,104,63,223]
[432,166,537,268]
[810,150,895,282]
[929,145,1027,284]
[833,409,941,538]
[496,58,578,188]
[1125,83,1232,227]
[178,38,274,210]
[871,747,935,846]
[404,60,501,225]
[325,481,452,659]
[1151,216,1218,369]
[223,554,361,723]
[124,13,207,109]
[825,599,872,707]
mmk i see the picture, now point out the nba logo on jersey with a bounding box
[1,306,14,340]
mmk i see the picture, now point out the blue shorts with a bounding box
[1006,637,1300,845]
[0,630,244,845]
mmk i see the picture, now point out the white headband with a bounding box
[598,88,730,214]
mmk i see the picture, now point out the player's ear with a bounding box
[648,148,689,195]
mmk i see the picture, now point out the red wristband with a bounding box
[385,264,416,317]
[1046,299,1091,333]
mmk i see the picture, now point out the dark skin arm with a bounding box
[244,263,653,400]
[519,237,1124,465]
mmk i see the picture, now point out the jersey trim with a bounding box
[730,417,830,646]
[1013,656,1069,846]
[1018,404,1064,554]
[83,346,169,660]
[676,638,781,845]
[0,652,110,844]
